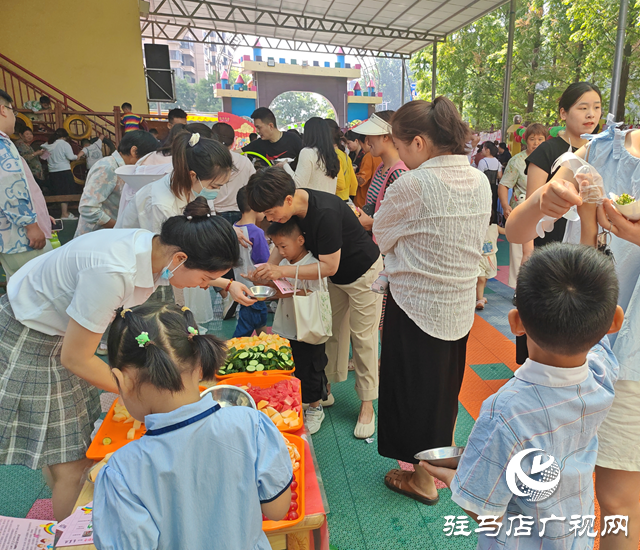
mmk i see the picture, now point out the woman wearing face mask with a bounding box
[118,132,255,310]
[0,198,245,522]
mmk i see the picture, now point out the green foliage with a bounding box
[270,92,336,128]
[194,74,223,113]
[410,0,640,129]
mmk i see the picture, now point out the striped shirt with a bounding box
[122,113,143,132]
[451,337,618,549]
[365,165,405,207]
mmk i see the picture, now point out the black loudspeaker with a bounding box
[144,44,170,70]
[144,44,175,102]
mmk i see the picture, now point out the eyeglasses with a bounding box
[1,105,17,115]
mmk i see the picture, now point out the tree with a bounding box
[194,74,223,113]
[270,92,336,128]
[165,78,196,111]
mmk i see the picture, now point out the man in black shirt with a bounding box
[245,166,383,440]
[242,107,303,163]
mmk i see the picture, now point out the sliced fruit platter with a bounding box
[217,334,295,379]
[262,433,305,531]
[87,399,146,460]
[233,375,303,432]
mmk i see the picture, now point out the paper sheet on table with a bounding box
[56,502,94,547]
[0,515,57,550]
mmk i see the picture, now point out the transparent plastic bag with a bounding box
[574,164,605,205]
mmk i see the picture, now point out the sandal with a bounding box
[475,298,487,310]
[384,469,439,505]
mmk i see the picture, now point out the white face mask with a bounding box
[160,257,186,281]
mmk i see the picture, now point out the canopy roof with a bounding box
[141,0,509,58]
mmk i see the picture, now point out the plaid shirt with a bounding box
[451,338,618,549]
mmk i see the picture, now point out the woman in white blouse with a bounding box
[284,117,339,193]
[0,202,246,521]
[41,128,85,219]
[373,97,492,505]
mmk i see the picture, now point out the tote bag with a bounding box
[293,262,332,345]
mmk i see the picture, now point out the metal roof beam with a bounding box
[144,0,445,43]
[141,22,418,57]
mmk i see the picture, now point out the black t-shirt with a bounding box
[525,136,578,247]
[242,132,303,163]
[295,189,380,285]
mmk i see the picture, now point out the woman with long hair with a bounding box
[284,117,339,193]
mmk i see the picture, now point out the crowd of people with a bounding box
[0,79,639,550]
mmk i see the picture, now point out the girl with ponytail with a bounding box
[93,302,293,550]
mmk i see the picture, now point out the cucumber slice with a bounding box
[256,364,265,371]
[246,365,256,372]
[238,352,249,360]
[249,360,259,366]
[266,353,274,359]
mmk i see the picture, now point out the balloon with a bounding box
[516,127,526,137]
[549,126,565,138]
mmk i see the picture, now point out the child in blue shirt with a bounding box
[233,187,271,337]
[93,303,293,550]
[422,243,624,549]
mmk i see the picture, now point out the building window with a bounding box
[179,41,193,50]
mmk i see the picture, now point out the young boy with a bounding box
[423,243,624,549]
[121,103,144,132]
[476,222,506,310]
[233,187,270,338]
[266,219,328,435]
[81,135,104,171]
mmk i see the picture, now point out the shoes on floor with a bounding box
[304,405,325,435]
[348,358,355,371]
[96,342,108,356]
[303,393,335,411]
[63,212,77,220]
[475,297,487,310]
[354,411,376,439]
[371,275,389,294]
[222,292,238,320]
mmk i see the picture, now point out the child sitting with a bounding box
[267,219,329,435]
[81,135,104,171]
[93,303,293,550]
[476,222,506,310]
[233,187,270,338]
[422,243,624,549]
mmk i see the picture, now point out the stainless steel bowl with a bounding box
[250,285,276,301]
[200,385,257,409]
[414,446,465,469]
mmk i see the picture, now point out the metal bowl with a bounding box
[250,286,276,301]
[414,446,465,469]
[200,385,257,409]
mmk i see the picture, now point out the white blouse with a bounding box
[8,229,156,336]
[373,155,492,341]
[118,173,189,234]
[284,147,337,194]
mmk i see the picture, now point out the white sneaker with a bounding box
[64,212,77,220]
[304,405,325,435]
[303,393,334,410]
[96,342,108,356]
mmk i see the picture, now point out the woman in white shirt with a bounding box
[477,141,503,223]
[373,97,491,505]
[284,117,339,193]
[0,199,252,521]
[41,128,85,219]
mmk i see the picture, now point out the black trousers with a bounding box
[378,291,469,464]
[290,339,328,404]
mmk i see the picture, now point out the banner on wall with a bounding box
[217,112,256,148]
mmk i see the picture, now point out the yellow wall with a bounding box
[0,0,148,113]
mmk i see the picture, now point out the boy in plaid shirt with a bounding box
[423,243,624,549]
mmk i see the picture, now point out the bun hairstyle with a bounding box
[108,304,227,392]
[160,197,240,272]
[391,97,470,155]
[170,131,234,201]
[48,127,70,144]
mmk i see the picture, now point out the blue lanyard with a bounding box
[144,404,220,436]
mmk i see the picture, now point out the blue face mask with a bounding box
[160,257,186,281]
[196,178,219,201]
